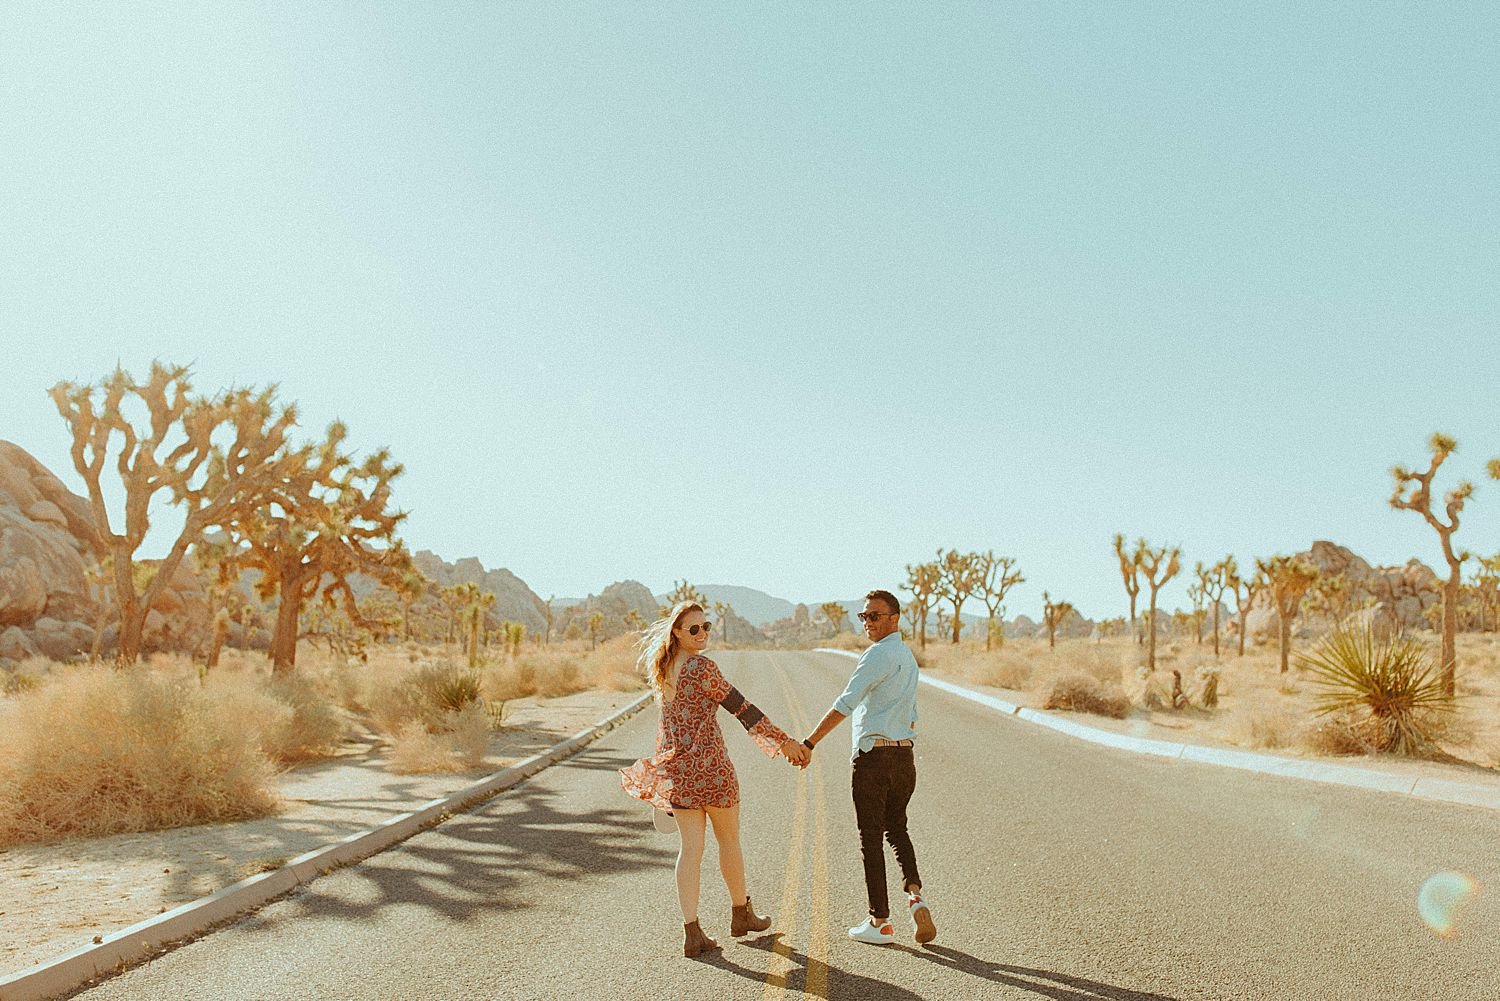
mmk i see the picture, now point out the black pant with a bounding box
[851,746,921,920]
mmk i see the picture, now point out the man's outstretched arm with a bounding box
[803,707,846,749]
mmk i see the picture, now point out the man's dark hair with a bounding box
[865,589,900,615]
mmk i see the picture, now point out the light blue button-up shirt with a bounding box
[831,632,919,760]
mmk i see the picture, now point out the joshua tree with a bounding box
[712,600,735,644]
[218,421,414,673]
[1041,592,1075,650]
[1113,534,1142,644]
[901,600,920,640]
[1223,558,1260,656]
[1392,434,1494,696]
[83,556,114,663]
[393,569,428,642]
[1257,555,1319,674]
[934,548,983,644]
[975,551,1024,651]
[661,579,707,616]
[1136,539,1181,672]
[440,584,468,645]
[1187,574,1207,645]
[588,610,604,651]
[192,534,244,670]
[624,608,644,633]
[934,607,952,643]
[449,582,496,667]
[543,595,555,646]
[820,601,847,636]
[1471,554,1500,633]
[1304,573,1357,629]
[1200,556,1232,657]
[49,363,302,664]
[902,560,942,650]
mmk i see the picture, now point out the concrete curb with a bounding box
[810,648,1500,811]
[0,691,653,1001]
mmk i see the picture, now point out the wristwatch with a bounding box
[802,739,815,751]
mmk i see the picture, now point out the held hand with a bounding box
[780,740,810,768]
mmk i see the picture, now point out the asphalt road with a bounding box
[72,650,1500,1001]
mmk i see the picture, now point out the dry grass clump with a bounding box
[202,670,347,764]
[388,702,490,774]
[1237,706,1302,749]
[0,668,278,848]
[484,635,643,703]
[1044,671,1130,719]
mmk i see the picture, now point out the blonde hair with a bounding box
[639,601,704,698]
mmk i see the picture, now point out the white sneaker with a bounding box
[847,916,895,945]
[908,892,937,944]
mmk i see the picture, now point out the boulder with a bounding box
[0,625,40,661]
[0,442,100,632]
[31,616,93,661]
[0,552,47,626]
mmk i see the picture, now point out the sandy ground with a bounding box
[0,688,640,978]
[924,632,1500,784]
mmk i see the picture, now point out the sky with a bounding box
[2,3,1497,621]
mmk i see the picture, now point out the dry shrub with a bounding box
[368,663,481,736]
[203,671,347,764]
[1301,709,1383,756]
[981,654,1034,692]
[1044,671,1130,719]
[388,703,489,774]
[0,668,278,847]
[481,636,643,707]
[1240,706,1301,749]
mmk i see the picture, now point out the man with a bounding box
[801,589,936,946]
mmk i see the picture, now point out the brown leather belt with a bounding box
[871,738,914,748]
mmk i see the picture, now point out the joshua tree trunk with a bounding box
[1147,597,1159,671]
[270,568,308,674]
[206,609,229,669]
[1277,608,1292,673]
[1211,604,1221,657]
[1441,567,1459,696]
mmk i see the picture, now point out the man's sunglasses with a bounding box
[684,622,713,636]
[857,611,894,623]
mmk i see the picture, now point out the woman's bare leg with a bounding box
[675,809,708,923]
[705,804,747,905]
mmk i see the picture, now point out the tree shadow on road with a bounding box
[908,944,1181,1001]
[736,932,924,1001]
[235,780,673,932]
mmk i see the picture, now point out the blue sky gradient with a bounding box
[3,4,1497,617]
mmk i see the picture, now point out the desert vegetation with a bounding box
[879,431,1500,764]
[0,636,640,848]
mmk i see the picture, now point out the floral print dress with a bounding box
[620,655,790,810]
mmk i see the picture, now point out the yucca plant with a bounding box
[1296,623,1455,755]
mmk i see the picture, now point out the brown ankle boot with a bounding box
[683,920,719,957]
[731,896,772,936]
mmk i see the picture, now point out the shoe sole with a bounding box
[912,905,937,944]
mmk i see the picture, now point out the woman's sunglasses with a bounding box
[682,622,713,636]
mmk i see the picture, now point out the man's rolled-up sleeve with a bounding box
[831,649,890,716]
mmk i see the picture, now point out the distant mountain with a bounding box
[655,585,796,627]
[407,550,548,634]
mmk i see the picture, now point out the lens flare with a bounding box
[1418,871,1478,938]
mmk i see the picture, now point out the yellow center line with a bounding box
[763,652,810,999]
[761,650,834,1000]
[806,753,830,998]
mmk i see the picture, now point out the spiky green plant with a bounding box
[1296,624,1455,755]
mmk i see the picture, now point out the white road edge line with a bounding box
[0,692,654,1001]
[811,648,1500,811]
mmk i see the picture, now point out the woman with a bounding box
[620,601,808,957]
